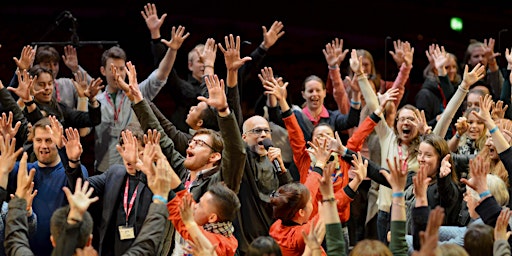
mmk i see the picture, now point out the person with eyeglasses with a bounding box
[233,96,294,254]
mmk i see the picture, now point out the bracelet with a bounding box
[328,64,339,70]
[321,197,336,203]
[350,100,361,105]
[204,65,214,69]
[152,195,168,204]
[392,191,405,198]
[24,99,35,106]
[455,133,461,139]
[68,158,80,164]
[479,190,491,198]
[489,126,498,134]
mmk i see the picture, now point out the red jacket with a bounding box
[167,190,238,256]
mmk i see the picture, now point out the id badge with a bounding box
[118,226,135,240]
[110,126,122,137]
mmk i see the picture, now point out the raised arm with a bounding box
[323,38,350,114]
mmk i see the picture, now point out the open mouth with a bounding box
[402,128,411,135]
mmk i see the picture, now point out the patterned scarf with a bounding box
[203,221,234,237]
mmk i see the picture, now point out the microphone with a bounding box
[259,138,283,173]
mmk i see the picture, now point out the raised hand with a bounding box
[319,162,336,198]
[325,131,346,155]
[15,152,37,200]
[483,38,500,65]
[412,165,431,207]
[301,221,323,256]
[438,154,452,178]
[218,34,252,72]
[506,48,512,68]
[323,38,348,67]
[349,49,363,75]
[13,45,36,71]
[73,71,104,100]
[62,178,99,216]
[351,151,368,183]
[0,112,21,139]
[147,157,172,199]
[141,3,167,38]
[382,157,408,192]
[460,63,486,90]
[491,100,508,120]
[46,115,64,149]
[62,127,83,162]
[116,130,139,174]
[9,69,36,101]
[262,69,288,102]
[425,44,438,75]
[410,109,431,135]
[197,38,217,68]
[432,45,448,76]
[261,21,285,50]
[197,75,228,112]
[161,25,190,51]
[179,193,196,224]
[471,94,493,124]
[495,208,512,241]
[460,155,489,194]
[306,137,332,166]
[377,87,399,109]
[0,134,23,180]
[62,45,79,73]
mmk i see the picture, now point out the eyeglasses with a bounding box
[188,138,218,152]
[247,128,272,135]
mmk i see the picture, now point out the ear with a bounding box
[242,133,247,140]
[302,91,306,100]
[207,212,218,223]
[100,66,106,76]
[209,152,222,164]
[50,235,56,247]
[196,119,204,129]
[188,61,194,71]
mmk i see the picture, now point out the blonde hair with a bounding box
[350,240,392,256]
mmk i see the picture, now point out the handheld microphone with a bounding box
[259,138,283,173]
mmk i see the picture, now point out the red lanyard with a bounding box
[105,91,124,122]
[397,144,409,171]
[54,80,61,102]
[123,179,139,224]
[437,85,447,108]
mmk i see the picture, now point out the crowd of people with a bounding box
[0,2,510,256]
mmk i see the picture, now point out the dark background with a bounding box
[1,0,511,170]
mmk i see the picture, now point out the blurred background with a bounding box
[0,0,511,169]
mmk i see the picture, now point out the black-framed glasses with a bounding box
[188,138,218,152]
[247,128,272,135]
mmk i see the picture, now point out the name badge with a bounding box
[118,226,135,240]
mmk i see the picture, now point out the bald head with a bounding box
[243,115,269,134]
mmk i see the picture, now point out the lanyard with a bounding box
[437,85,447,108]
[397,144,409,171]
[123,178,139,225]
[105,91,124,122]
[54,80,61,102]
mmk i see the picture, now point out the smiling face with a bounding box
[395,108,419,145]
[417,142,441,178]
[466,113,486,140]
[302,78,326,112]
